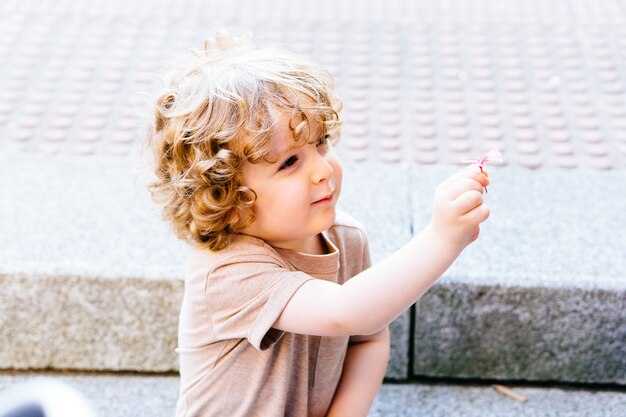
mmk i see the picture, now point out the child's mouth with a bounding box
[313,192,334,204]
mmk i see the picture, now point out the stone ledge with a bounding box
[410,166,626,384]
[0,154,411,378]
[1,154,624,384]
[0,274,181,372]
[414,282,625,384]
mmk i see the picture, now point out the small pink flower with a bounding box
[464,149,503,193]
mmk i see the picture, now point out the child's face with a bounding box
[241,114,342,253]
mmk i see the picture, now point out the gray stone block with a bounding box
[0,152,185,371]
[0,152,189,280]
[414,283,625,383]
[0,155,412,379]
[342,162,412,379]
[3,151,624,383]
[0,274,182,372]
[410,165,626,384]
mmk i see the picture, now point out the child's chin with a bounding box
[320,209,337,230]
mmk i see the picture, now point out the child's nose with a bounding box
[311,155,333,184]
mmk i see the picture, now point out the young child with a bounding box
[146,29,490,417]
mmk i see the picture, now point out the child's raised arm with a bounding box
[273,168,490,336]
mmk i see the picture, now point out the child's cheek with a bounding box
[332,159,343,192]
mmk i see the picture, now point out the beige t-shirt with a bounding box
[175,211,371,417]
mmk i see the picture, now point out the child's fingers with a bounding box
[439,168,489,191]
[437,169,473,190]
[472,170,490,187]
[461,201,491,224]
[446,178,486,201]
[451,189,484,215]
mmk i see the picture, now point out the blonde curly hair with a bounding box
[146,29,343,251]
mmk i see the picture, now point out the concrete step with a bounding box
[1,153,624,384]
[0,372,624,417]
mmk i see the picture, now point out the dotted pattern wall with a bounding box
[1,0,626,169]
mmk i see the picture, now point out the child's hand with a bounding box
[429,168,491,249]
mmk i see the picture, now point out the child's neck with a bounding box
[290,233,330,255]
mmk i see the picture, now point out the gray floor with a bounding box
[0,372,624,417]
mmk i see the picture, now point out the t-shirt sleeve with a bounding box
[361,230,372,270]
[204,254,313,351]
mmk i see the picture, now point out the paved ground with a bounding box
[0,372,624,417]
[1,0,626,169]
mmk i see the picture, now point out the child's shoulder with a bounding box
[333,209,367,232]
[329,209,369,243]
[188,234,282,271]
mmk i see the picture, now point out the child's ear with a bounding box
[227,209,240,226]
[228,207,251,229]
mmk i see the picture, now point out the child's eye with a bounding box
[279,155,298,170]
